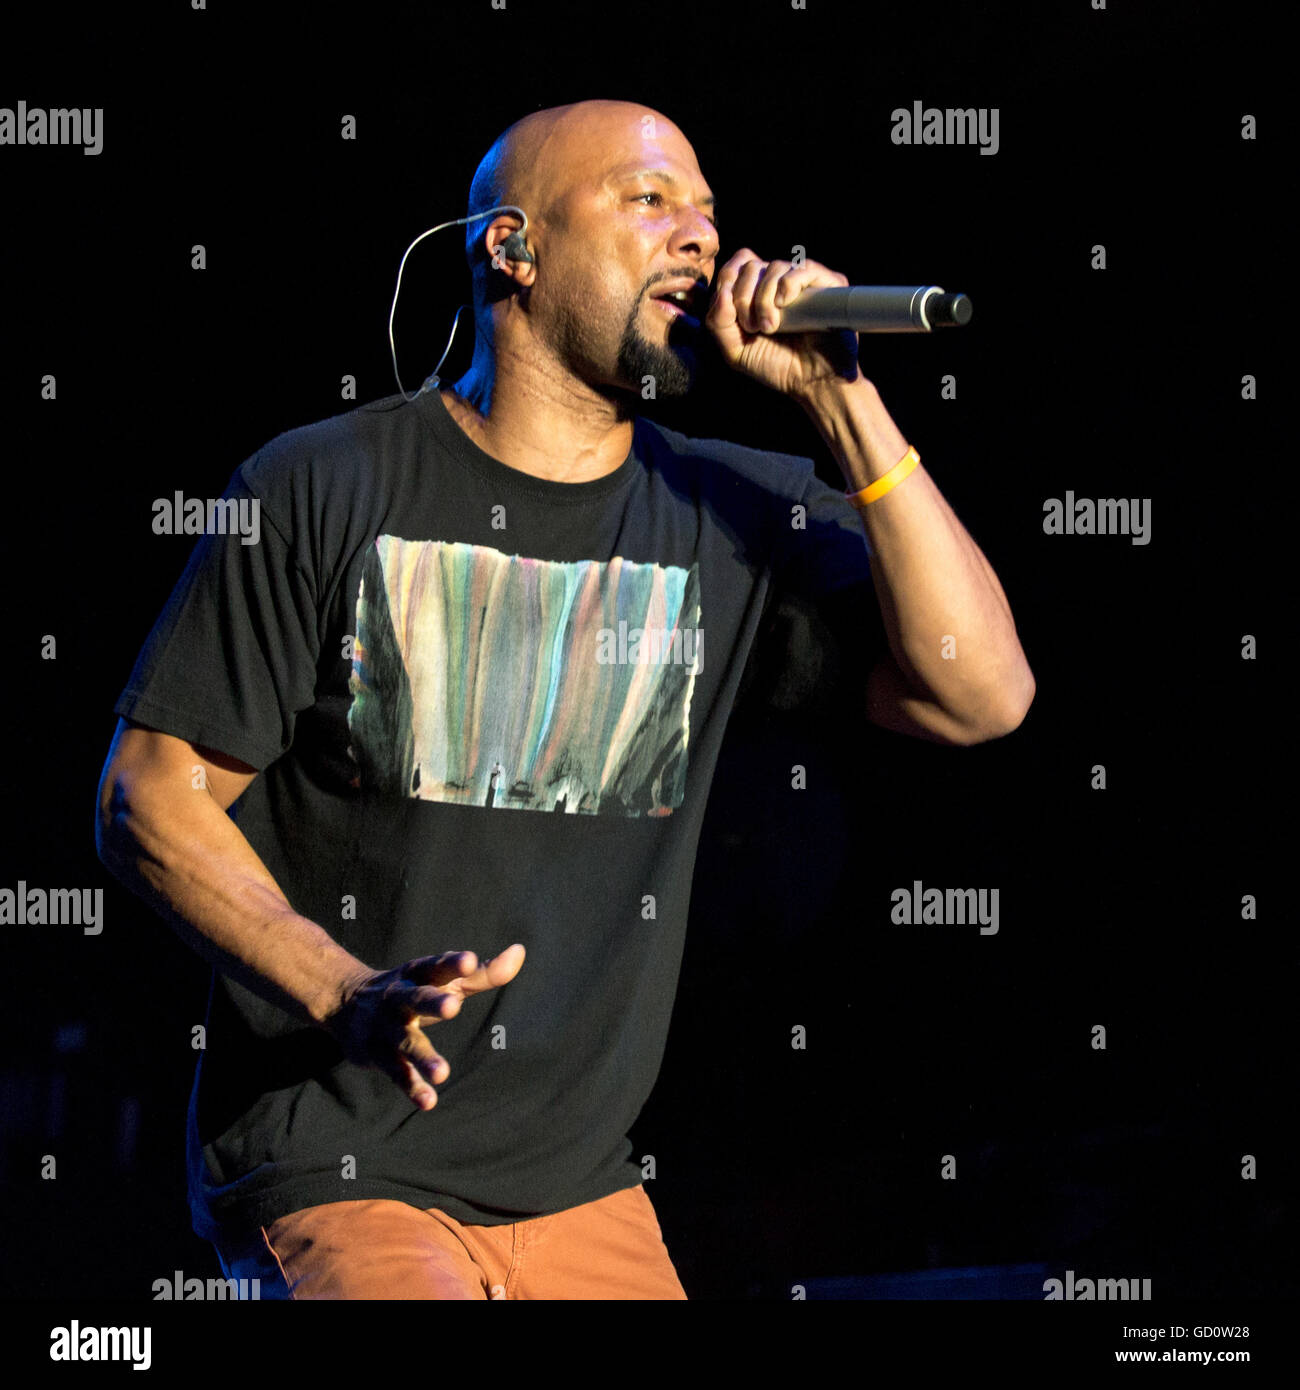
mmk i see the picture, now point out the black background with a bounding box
[0,0,1284,1318]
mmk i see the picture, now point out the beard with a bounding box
[614,296,699,398]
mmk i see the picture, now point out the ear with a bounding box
[483,217,536,286]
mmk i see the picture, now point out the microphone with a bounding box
[771,284,973,334]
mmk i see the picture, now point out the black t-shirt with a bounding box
[112,387,884,1239]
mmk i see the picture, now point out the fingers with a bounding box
[459,941,527,993]
[367,946,527,1109]
[402,943,526,989]
[401,950,479,987]
[709,247,849,335]
[405,986,464,1025]
[399,1057,438,1111]
[764,262,848,329]
[398,1025,450,1110]
[706,248,752,338]
[375,1032,448,1111]
[401,943,527,1022]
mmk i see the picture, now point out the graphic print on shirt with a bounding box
[346,537,702,816]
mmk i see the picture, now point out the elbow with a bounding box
[94,785,121,874]
[94,768,134,877]
[1012,665,1038,725]
[960,668,1036,745]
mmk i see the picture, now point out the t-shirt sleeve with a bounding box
[737,461,890,717]
[112,460,322,772]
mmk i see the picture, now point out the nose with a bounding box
[669,206,719,266]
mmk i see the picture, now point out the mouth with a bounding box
[648,281,707,329]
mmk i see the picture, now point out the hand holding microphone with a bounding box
[704,247,971,400]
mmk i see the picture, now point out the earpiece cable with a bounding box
[388,204,528,402]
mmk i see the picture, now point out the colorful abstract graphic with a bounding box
[346,538,701,816]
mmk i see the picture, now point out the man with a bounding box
[96,99,1034,1300]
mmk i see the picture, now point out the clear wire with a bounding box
[421,304,468,395]
[388,204,528,403]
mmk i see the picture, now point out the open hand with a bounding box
[325,945,526,1110]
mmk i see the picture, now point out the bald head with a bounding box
[464,100,691,282]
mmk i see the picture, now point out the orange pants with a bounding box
[212,1183,688,1300]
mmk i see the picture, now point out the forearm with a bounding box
[797,374,1034,730]
[98,774,372,1027]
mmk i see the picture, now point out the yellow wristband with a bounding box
[845,445,920,508]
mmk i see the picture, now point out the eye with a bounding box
[632,191,717,233]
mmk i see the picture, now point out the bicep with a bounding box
[100,716,260,816]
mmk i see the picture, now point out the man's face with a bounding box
[531,112,719,399]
